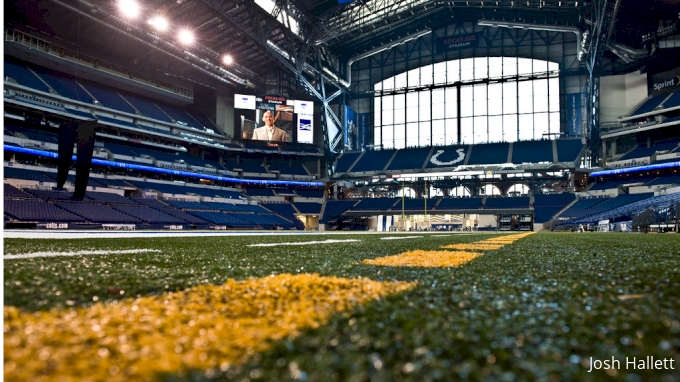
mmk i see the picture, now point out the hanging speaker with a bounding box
[56,121,79,189]
[73,120,98,200]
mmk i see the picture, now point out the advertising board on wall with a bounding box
[650,67,680,95]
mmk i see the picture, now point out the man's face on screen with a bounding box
[263,112,275,127]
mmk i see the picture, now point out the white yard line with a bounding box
[380,236,423,240]
[248,239,360,247]
[4,249,162,260]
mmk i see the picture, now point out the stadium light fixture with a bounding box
[222,55,233,65]
[118,0,140,18]
[178,29,194,45]
[148,16,169,32]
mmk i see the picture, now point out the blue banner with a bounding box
[566,93,582,137]
[344,106,357,150]
[358,113,369,151]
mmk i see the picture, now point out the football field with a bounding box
[4,231,680,381]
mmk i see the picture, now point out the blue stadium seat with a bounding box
[334,152,362,173]
[30,67,94,103]
[351,150,395,172]
[293,202,322,214]
[351,198,399,211]
[483,197,530,209]
[512,140,553,164]
[436,197,483,210]
[4,60,50,93]
[320,200,357,223]
[4,199,85,222]
[631,93,667,116]
[533,193,576,223]
[556,139,584,163]
[79,82,137,114]
[387,147,432,171]
[467,143,509,165]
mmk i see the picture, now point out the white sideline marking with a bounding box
[248,239,360,247]
[380,236,423,240]
[4,249,162,260]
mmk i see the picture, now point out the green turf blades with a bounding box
[4,232,680,381]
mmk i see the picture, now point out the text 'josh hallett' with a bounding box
[588,356,675,372]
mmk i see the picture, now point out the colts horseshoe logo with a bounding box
[430,148,466,166]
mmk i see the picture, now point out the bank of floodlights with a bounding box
[115,0,233,66]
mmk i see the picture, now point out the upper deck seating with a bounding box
[269,161,309,176]
[387,147,432,171]
[4,60,50,93]
[647,174,680,186]
[631,93,668,116]
[185,110,217,130]
[401,197,436,211]
[244,188,275,197]
[119,93,172,122]
[30,67,94,103]
[4,167,56,182]
[467,143,510,165]
[156,104,199,128]
[350,198,399,211]
[555,139,584,163]
[334,152,362,173]
[351,150,395,172]
[661,92,680,109]
[512,140,553,164]
[619,139,680,160]
[435,197,483,210]
[78,82,137,115]
[483,197,531,209]
[295,189,325,198]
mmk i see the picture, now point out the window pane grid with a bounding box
[374,57,560,149]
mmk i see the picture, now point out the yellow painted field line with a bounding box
[441,232,534,251]
[361,232,534,268]
[441,243,506,250]
[4,274,415,382]
[362,250,483,268]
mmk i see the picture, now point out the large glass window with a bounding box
[374,57,560,148]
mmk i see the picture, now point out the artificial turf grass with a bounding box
[3,233,489,311]
[4,232,680,381]
[204,233,680,381]
[4,274,415,381]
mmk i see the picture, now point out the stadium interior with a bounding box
[4,0,680,233]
